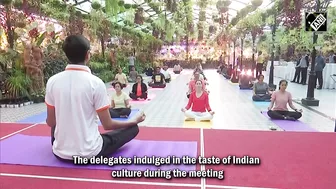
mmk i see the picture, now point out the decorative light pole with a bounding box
[301,0,330,106]
[268,12,277,90]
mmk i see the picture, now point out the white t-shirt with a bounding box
[173,65,181,71]
[111,92,130,109]
[128,56,135,66]
[45,64,110,160]
[115,73,127,84]
[161,69,171,79]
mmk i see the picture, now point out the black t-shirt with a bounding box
[152,73,165,84]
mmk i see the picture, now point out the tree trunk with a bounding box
[100,36,105,58]
[5,6,14,49]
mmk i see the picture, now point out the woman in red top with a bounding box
[129,75,148,100]
[182,80,215,121]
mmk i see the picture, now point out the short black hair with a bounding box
[258,74,264,79]
[62,35,90,64]
[114,82,124,89]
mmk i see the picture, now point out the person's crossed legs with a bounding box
[149,83,166,88]
[252,94,271,101]
[109,108,132,118]
[184,110,213,122]
[267,110,302,121]
[51,125,139,160]
[129,93,148,100]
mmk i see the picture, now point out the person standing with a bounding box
[256,51,264,78]
[329,50,335,63]
[314,51,326,90]
[297,51,310,85]
[128,53,136,72]
[291,53,301,83]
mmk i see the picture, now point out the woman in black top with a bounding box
[130,75,148,100]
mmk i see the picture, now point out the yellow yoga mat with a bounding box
[229,81,239,85]
[183,119,212,128]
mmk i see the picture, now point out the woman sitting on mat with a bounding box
[187,71,208,98]
[182,80,214,122]
[112,68,127,88]
[128,66,138,83]
[161,66,171,83]
[129,75,148,100]
[267,80,302,121]
[252,74,272,101]
[173,63,182,74]
[148,67,166,88]
[110,82,132,118]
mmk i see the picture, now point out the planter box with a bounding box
[7,104,14,108]
[13,104,19,108]
[19,103,24,107]
[33,97,44,103]
[0,104,6,108]
[23,102,30,106]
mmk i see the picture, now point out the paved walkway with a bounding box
[0,69,335,132]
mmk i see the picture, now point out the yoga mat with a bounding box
[17,111,47,124]
[18,109,139,125]
[253,101,270,107]
[229,81,239,85]
[0,134,197,171]
[98,109,139,125]
[148,87,165,91]
[183,120,212,128]
[261,111,317,132]
[130,94,156,103]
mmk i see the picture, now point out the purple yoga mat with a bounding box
[0,134,197,171]
[261,111,317,132]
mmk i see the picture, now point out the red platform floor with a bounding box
[1,123,335,189]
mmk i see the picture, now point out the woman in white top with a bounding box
[112,68,128,88]
[109,82,131,118]
[161,66,171,83]
[173,64,182,74]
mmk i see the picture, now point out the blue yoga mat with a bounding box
[253,101,270,107]
[98,109,139,125]
[17,109,140,124]
[17,112,47,124]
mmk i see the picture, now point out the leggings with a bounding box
[256,63,263,78]
[173,71,181,74]
[267,110,302,120]
[109,108,132,118]
[184,110,213,121]
[129,92,148,100]
[252,94,271,101]
[51,125,139,161]
[149,83,166,88]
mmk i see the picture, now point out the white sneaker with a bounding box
[269,126,277,130]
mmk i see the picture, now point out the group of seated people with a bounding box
[216,64,303,122]
[110,63,303,123]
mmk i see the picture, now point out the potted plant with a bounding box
[31,89,45,103]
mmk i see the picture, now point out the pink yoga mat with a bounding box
[0,134,197,171]
[130,94,156,103]
[148,88,165,91]
[261,111,317,132]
